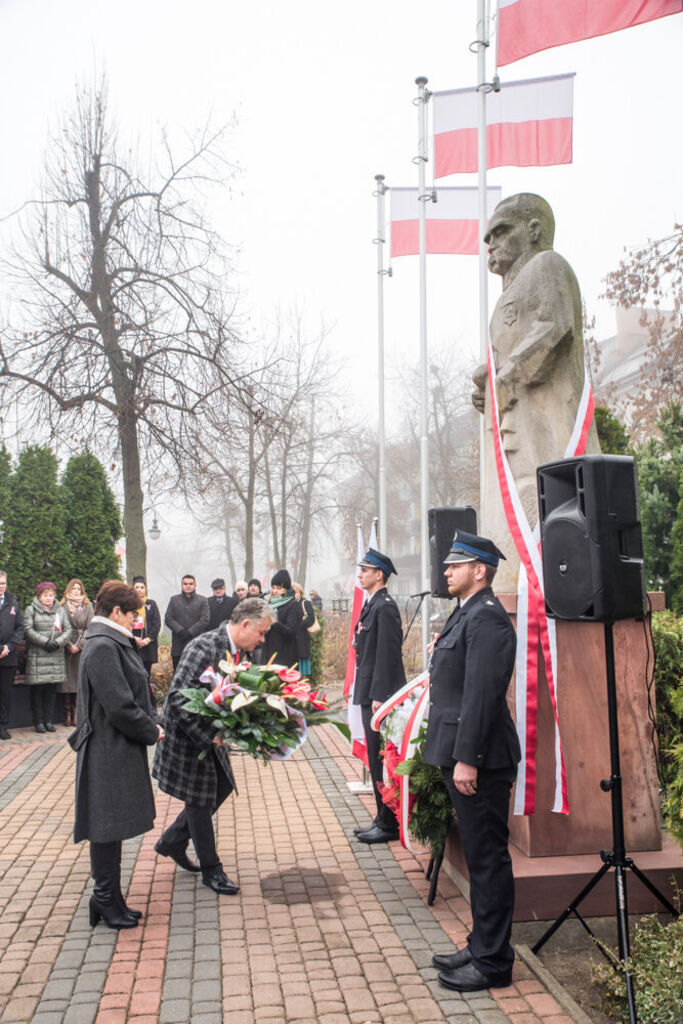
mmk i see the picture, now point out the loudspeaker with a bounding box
[537,455,645,622]
[428,506,477,598]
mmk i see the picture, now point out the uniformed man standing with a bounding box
[425,530,520,992]
[352,548,407,844]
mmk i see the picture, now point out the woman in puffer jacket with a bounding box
[24,581,72,732]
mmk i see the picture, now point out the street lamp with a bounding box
[148,514,161,541]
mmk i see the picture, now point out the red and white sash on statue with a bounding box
[487,339,594,815]
[371,671,430,850]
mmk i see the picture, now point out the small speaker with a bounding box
[537,455,645,622]
[429,506,477,598]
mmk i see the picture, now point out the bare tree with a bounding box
[183,312,349,585]
[338,347,479,560]
[601,224,682,439]
[0,80,242,579]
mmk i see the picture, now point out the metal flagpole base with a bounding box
[347,780,374,793]
[348,763,374,794]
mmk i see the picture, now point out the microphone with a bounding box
[409,590,430,598]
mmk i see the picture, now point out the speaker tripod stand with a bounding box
[531,622,678,1024]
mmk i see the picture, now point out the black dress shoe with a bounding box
[353,822,375,836]
[432,947,472,971]
[34,723,46,734]
[438,961,512,992]
[44,722,56,732]
[201,869,239,895]
[154,839,201,872]
[356,824,400,844]
[0,727,10,740]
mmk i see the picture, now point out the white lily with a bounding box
[231,690,259,711]
[265,694,289,718]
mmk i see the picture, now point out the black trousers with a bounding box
[0,665,17,727]
[361,704,396,830]
[441,764,517,976]
[29,684,56,726]
[159,757,234,873]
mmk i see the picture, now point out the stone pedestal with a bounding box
[500,593,663,856]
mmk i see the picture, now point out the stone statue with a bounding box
[472,193,600,590]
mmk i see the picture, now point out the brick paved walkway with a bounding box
[0,725,580,1024]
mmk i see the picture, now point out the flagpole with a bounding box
[476,0,490,519]
[415,76,431,669]
[374,174,390,550]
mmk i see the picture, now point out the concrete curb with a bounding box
[515,945,595,1024]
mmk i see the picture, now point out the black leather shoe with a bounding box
[432,947,472,971]
[44,722,56,733]
[353,821,375,836]
[34,723,46,734]
[154,839,201,873]
[438,962,512,992]
[201,870,239,895]
[356,824,400,844]
[0,727,10,740]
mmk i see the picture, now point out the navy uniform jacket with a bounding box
[423,587,520,770]
[352,588,406,706]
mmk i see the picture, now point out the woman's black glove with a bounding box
[44,640,59,652]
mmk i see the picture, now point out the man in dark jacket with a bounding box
[0,572,25,740]
[352,548,406,844]
[262,570,303,667]
[164,576,210,669]
[153,598,275,894]
[426,530,519,993]
[207,578,238,631]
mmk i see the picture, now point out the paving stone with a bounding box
[158,997,192,1023]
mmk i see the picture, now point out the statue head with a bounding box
[484,193,555,280]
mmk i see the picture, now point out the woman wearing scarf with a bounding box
[71,580,163,929]
[24,582,72,732]
[263,569,303,668]
[60,579,94,726]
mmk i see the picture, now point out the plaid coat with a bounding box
[152,624,235,807]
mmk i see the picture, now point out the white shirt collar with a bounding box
[91,614,134,639]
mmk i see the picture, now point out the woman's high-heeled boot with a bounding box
[89,841,138,930]
[114,840,142,920]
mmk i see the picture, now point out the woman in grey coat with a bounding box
[70,580,163,930]
[24,581,72,732]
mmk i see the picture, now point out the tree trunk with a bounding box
[296,401,316,586]
[223,512,237,585]
[263,445,280,567]
[243,415,256,580]
[119,411,147,581]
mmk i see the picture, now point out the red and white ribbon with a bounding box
[487,339,594,815]
[372,672,430,850]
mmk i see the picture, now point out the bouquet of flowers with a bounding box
[180,653,339,762]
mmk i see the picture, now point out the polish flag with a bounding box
[433,74,574,178]
[497,0,682,66]
[390,186,502,257]
[345,524,368,763]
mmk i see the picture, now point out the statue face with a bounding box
[484,205,530,277]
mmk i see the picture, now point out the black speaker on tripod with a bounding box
[428,506,477,598]
[534,456,676,1024]
[537,454,645,622]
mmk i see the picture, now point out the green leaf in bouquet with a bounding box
[394,758,416,776]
